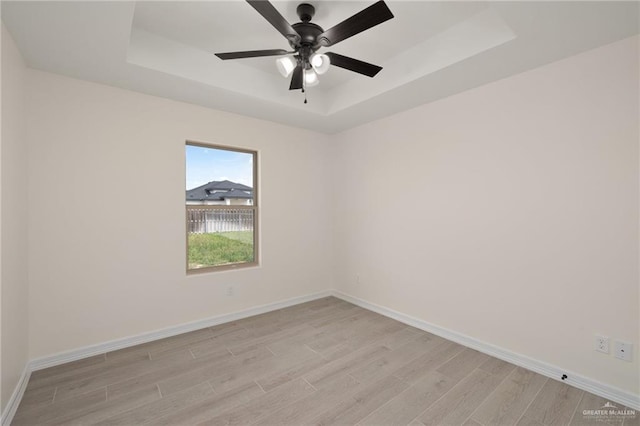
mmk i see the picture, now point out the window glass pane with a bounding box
[186,145,254,204]
[186,144,256,271]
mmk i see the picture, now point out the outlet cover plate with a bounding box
[614,341,632,362]
[595,335,609,354]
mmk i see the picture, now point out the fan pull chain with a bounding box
[302,78,307,104]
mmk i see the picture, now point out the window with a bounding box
[185,142,258,273]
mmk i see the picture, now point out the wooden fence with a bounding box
[187,206,254,234]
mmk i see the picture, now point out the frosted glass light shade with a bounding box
[276,56,296,78]
[310,53,330,75]
[304,69,319,87]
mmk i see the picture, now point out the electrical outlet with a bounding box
[595,335,609,354]
[226,285,234,296]
[614,341,632,362]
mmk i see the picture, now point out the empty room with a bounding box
[1,1,638,425]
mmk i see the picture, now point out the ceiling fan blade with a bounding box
[318,1,394,47]
[246,0,301,45]
[215,49,292,60]
[289,66,303,90]
[325,52,382,77]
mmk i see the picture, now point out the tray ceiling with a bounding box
[2,1,638,133]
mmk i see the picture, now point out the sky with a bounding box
[186,144,253,190]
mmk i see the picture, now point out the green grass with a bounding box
[188,232,254,269]
[220,231,254,245]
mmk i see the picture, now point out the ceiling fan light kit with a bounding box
[215,0,394,103]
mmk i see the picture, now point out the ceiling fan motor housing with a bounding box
[289,3,323,50]
[291,22,323,49]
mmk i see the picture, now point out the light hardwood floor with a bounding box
[13,297,638,425]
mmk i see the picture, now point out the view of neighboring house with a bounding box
[186,180,253,205]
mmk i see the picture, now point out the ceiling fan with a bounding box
[215,0,394,99]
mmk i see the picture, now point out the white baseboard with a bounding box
[331,290,640,411]
[1,365,30,426]
[30,290,332,371]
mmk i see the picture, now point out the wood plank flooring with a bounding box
[13,297,638,425]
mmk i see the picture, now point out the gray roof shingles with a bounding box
[186,180,253,201]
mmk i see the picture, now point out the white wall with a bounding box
[25,70,333,359]
[1,25,29,411]
[332,36,639,395]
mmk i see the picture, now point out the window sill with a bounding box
[186,262,260,275]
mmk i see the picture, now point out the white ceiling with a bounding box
[2,1,638,133]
